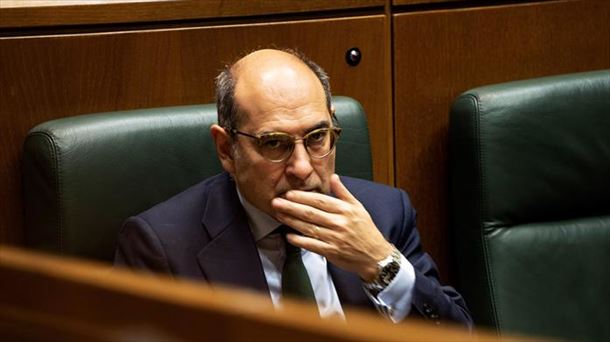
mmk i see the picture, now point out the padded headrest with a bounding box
[450,70,610,228]
[23,96,372,260]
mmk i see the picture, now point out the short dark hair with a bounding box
[215,48,333,130]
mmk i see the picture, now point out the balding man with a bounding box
[115,49,472,327]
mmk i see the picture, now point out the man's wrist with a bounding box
[362,244,402,296]
[359,242,395,281]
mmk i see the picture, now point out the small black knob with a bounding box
[345,47,361,66]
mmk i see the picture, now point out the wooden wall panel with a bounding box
[393,0,610,280]
[393,0,462,5]
[0,0,385,28]
[0,15,391,244]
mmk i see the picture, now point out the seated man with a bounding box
[115,48,472,327]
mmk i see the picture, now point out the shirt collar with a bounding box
[236,186,280,242]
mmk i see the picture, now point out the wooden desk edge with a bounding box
[0,245,526,341]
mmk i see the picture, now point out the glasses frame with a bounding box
[228,126,342,163]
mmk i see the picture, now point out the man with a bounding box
[115,49,472,327]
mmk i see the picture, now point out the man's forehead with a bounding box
[233,50,321,92]
[239,103,331,133]
[234,60,318,94]
[232,50,327,129]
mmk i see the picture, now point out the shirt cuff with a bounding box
[363,254,415,323]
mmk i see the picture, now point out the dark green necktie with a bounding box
[278,225,316,302]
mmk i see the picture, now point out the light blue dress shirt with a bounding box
[236,188,415,322]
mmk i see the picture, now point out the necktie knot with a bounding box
[276,225,300,254]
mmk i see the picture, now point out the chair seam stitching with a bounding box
[47,132,63,253]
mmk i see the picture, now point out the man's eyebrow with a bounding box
[258,120,330,135]
[306,121,331,133]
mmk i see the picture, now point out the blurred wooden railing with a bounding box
[0,245,515,341]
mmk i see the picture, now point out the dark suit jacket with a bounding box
[115,172,472,327]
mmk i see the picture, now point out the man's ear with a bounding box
[330,105,338,125]
[211,124,235,174]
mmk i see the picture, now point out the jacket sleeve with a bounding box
[114,216,173,275]
[394,189,473,329]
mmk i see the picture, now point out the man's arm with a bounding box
[271,174,394,280]
[271,174,472,327]
[114,216,173,275]
[396,194,472,327]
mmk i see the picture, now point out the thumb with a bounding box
[331,174,357,203]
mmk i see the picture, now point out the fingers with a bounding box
[282,189,345,214]
[279,174,358,212]
[273,197,340,228]
[286,232,335,257]
[272,174,363,235]
[274,175,390,277]
[281,215,340,258]
[330,174,358,204]
[275,203,340,240]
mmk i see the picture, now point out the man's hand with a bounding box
[271,174,394,281]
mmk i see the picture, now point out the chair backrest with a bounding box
[449,70,610,341]
[23,96,372,261]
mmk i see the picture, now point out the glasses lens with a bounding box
[249,127,340,162]
[306,128,334,158]
[257,133,293,161]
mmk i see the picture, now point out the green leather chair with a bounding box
[449,70,610,341]
[23,96,372,262]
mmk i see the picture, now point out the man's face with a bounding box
[227,53,336,218]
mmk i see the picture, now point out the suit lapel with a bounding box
[196,173,270,296]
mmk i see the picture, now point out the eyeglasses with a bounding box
[228,127,342,163]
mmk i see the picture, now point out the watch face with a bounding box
[380,261,400,284]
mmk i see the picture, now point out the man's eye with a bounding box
[307,131,327,143]
[260,138,286,149]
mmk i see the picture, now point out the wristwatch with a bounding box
[363,245,402,297]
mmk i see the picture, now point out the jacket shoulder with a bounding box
[137,172,231,225]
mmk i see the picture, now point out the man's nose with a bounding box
[285,141,313,180]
